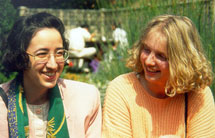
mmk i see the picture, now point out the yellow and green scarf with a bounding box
[8,77,70,138]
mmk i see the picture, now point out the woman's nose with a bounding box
[145,53,156,66]
[46,54,58,69]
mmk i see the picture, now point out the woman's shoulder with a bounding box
[106,72,139,96]
[111,72,137,83]
[58,79,100,109]
[59,78,92,86]
[188,86,214,106]
[189,86,212,97]
[58,78,100,96]
[0,80,13,94]
[109,72,138,88]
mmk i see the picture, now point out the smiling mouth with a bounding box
[145,68,160,73]
[43,72,57,81]
[44,72,56,77]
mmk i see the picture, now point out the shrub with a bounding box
[0,0,17,83]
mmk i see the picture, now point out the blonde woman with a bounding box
[102,15,215,138]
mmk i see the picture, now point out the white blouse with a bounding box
[27,101,49,138]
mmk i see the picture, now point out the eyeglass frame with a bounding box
[26,49,69,63]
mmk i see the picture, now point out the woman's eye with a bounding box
[157,54,167,61]
[56,50,64,56]
[35,52,48,58]
[143,47,150,54]
[56,51,64,55]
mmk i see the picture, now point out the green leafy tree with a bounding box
[0,0,17,83]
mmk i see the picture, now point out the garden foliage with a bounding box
[0,0,17,83]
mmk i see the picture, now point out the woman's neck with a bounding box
[139,73,168,99]
[23,80,49,105]
[25,90,49,105]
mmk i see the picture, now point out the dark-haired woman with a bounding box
[0,12,101,138]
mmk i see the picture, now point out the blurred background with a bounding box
[1,0,215,105]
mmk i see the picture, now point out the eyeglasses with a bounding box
[27,49,69,63]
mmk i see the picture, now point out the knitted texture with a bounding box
[102,72,215,138]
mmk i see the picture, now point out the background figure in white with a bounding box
[112,22,129,50]
[68,24,96,69]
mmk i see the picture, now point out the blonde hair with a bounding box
[126,15,213,96]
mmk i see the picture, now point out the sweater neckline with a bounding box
[132,72,172,102]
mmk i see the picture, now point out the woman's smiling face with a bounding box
[140,30,169,85]
[24,28,64,89]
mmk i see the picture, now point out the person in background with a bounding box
[0,12,101,138]
[102,15,215,138]
[111,22,128,50]
[68,24,96,70]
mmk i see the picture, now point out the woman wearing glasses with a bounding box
[0,12,101,138]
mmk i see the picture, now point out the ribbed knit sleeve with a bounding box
[102,76,132,138]
[187,87,215,138]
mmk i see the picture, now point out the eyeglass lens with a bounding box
[35,50,69,63]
